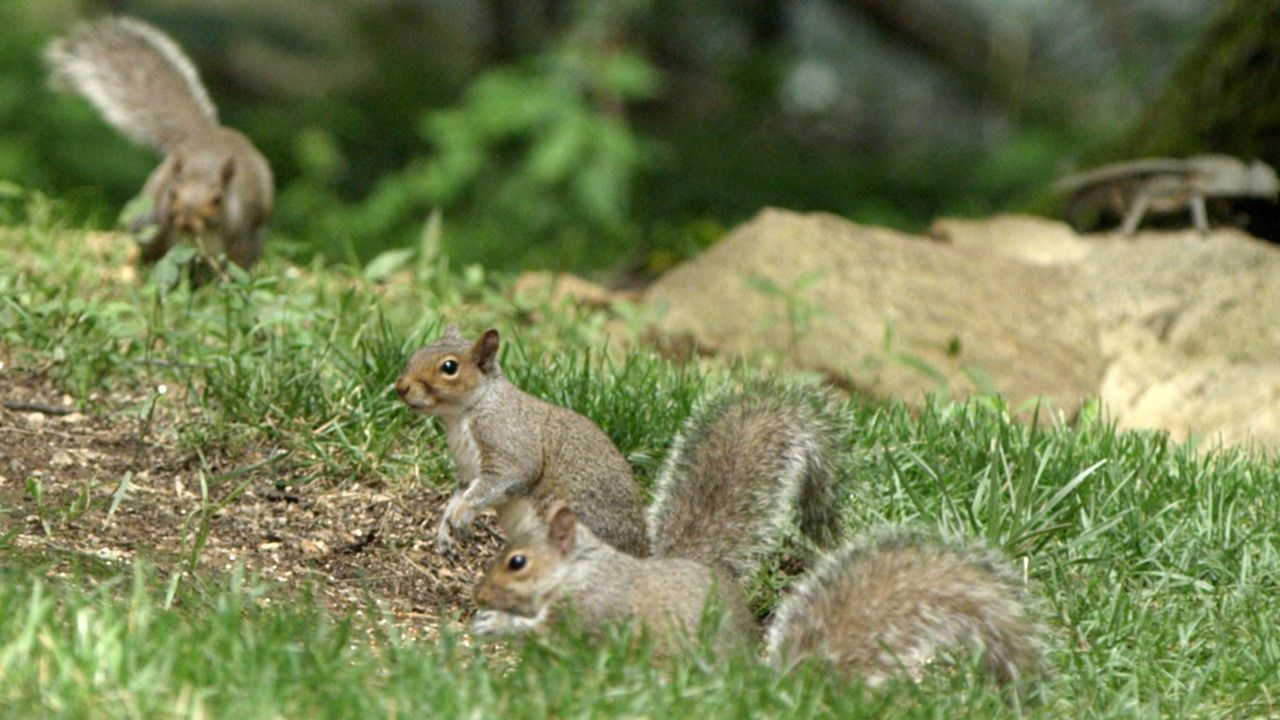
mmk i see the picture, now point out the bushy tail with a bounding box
[765,531,1042,687]
[646,382,844,581]
[45,17,217,153]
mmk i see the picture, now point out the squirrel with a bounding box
[470,388,1041,687]
[471,384,846,654]
[473,498,760,656]
[45,17,274,271]
[394,326,649,557]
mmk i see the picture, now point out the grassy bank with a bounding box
[1,202,1278,717]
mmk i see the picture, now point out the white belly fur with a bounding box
[445,416,482,487]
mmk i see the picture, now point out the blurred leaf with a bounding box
[597,52,662,98]
[152,244,197,297]
[416,207,444,281]
[294,128,345,187]
[746,275,781,296]
[363,247,416,282]
[527,118,588,183]
[118,195,153,231]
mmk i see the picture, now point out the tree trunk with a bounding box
[833,0,1090,121]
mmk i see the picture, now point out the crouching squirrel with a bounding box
[45,17,274,271]
[471,387,1042,687]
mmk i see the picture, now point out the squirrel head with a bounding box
[166,153,238,236]
[474,500,577,618]
[394,326,501,417]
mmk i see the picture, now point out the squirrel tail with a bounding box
[765,530,1042,686]
[646,382,844,580]
[45,17,218,153]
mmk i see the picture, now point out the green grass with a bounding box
[0,566,1024,719]
[2,197,1280,717]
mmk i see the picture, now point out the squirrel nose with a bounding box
[173,209,205,234]
[393,377,410,398]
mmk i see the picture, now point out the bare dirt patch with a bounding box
[0,367,496,641]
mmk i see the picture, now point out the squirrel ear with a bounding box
[498,498,542,541]
[472,329,500,374]
[442,323,463,341]
[219,157,236,186]
[546,502,577,556]
[170,154,184,175]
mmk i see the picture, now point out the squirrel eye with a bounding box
[507,554,526,571]
[440,359,459,376]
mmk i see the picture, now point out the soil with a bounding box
[0,366,499,642]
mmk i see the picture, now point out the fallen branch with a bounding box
[2,400,77,416]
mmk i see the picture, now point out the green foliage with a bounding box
[3,1,1211,279]
[504,342,709,480]
[0,2,155,223]
[279,38,659,273]
[746,270,828,348]
[0,565,1012,719]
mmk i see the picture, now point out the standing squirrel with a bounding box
[45,17,274,270]
[472,385,845,655]
[471,388,1041,686]
[395,326,649,556]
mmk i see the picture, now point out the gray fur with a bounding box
[46,17,217,153]
[461,373,648,555]
[476,504,759,655]
[646,382,844,581]
[401,330,649,556]
[765,529,1042,686]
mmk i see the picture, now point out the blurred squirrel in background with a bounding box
[471,386,1043,688]
[45,17,274,272]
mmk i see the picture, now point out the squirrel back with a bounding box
[46,17,217,154]
[646,383,842,580]
[765,530,1041,686]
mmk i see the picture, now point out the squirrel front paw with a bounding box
[433,517,457,556]
[435,493,475,555]
[471,609,539,639]
[470,610,509,638]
